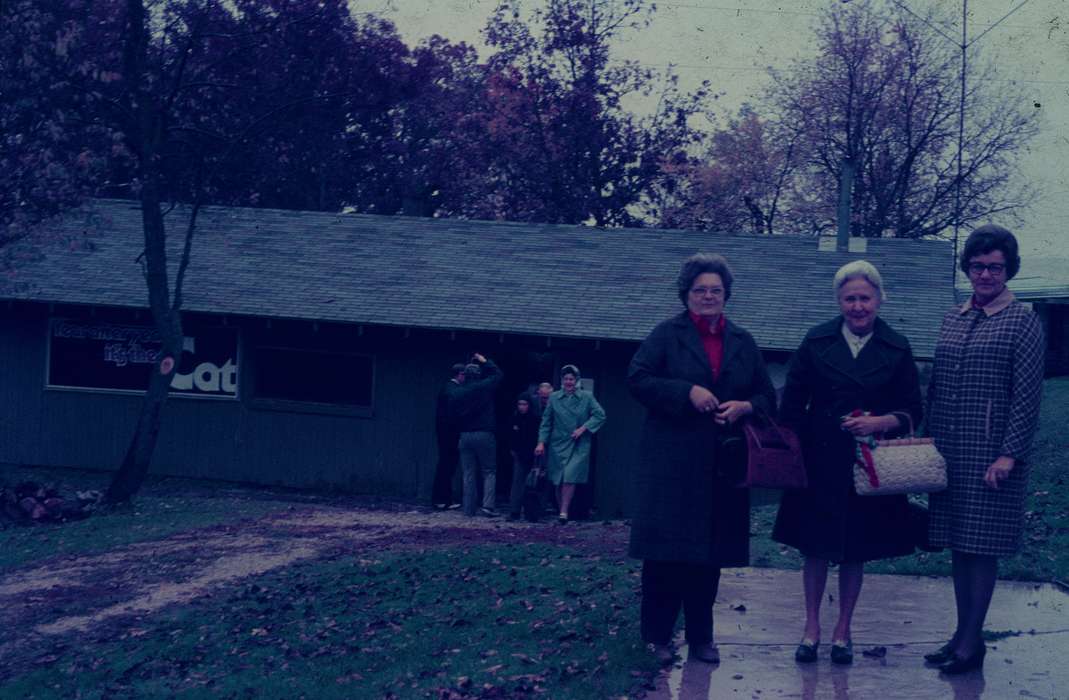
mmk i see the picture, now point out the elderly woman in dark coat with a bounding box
[772,260,922,666]
[923,226,1044,675]
[628,253,776,665]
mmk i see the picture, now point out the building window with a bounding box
[251,346,374,414]
[46,318,238,399]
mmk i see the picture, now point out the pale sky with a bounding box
[368,0,1069,271]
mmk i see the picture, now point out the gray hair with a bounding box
[833,260,886,301]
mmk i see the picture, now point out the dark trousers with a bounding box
[431,431,459,506]
[508,451,534,516]
[459,431,497,515]
[640,560,721,646]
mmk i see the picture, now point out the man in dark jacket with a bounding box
[431,363,467,510]
[452,353,503,516]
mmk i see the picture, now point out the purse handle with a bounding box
[747,404,795,448]
[889,411,917,438]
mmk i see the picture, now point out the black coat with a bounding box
[772,317,923,563]
[451,360,503,433]
[436,379,463,449]
[627,312,776,566]
[508,410,539,463]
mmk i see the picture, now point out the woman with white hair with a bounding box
[772,259,923,665]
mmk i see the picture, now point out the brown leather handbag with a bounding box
[736,420,807,489]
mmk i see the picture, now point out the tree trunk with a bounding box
[105,354,177,503]
[104,136,184,502]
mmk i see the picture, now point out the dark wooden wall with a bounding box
[0,303,654,516]
[1036,302,1069,377]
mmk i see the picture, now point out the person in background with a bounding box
[924,225,1044,675]
[627,252,775,665]
[772,260,922,666]
[534,381,557,511]
[535,382,554,416]
[451,353,503,517]
[535,365,606,524]
[431,363,466,510]
[507,393,541,521]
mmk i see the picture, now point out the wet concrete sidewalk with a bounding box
[645,568,1069,700]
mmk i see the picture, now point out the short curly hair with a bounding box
[960,224,1021,280]
[676,253,734,306]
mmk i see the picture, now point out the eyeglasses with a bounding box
[689,286,725,297]
[967,262,1006,276]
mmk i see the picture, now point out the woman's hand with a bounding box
[689,385,720,414]
[984,456,1015,489]
[714,400,752,425]
[534,442,545,456]
[571,426,587,440]
[840,413,898,437]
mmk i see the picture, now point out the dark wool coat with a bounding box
[627,312,776,567]
[927,293,1044,556]
[508,409,540,462]
[436,379,463,450]
[772,317,922,563]
[450,360,503,433]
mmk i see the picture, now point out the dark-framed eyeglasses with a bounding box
[967,262,1006,276]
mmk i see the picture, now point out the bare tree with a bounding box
[668,0,1036,238]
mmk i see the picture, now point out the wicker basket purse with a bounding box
[853,413,947,496]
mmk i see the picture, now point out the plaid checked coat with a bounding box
[927,289,1045,556]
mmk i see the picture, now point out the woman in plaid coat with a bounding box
[925,225,1044,675]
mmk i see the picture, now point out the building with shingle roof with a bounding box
[0,199,957,514]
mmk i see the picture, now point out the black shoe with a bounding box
[507,512,520,521]
[830,640,853,665]
[924,643,954,666]
[556,515,568,525]
[690,642,720,664]
[939,646,985,675]
[795,639,819,663]
[648,643,675,665]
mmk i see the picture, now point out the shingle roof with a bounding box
[1,199,957,358]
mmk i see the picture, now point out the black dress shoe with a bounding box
[830,640,853,665]
[690,642,720,664]
[939,646,986,675]
[795,639,819,663]
[648,643,675,665]
[923,643,953,666]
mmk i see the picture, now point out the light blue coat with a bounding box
[538,389,606,485]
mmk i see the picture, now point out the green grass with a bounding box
[3,544,660,699]
[749,377,1069,582]
[0,466,288,572]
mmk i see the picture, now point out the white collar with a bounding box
[841,323,873,357]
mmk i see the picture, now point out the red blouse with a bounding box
[688,312,726,380]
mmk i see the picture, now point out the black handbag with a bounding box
[522,455,545,522]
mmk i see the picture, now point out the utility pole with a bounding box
[836,157,856,251]
[954,0,968,295]
[889,0,1033,301]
